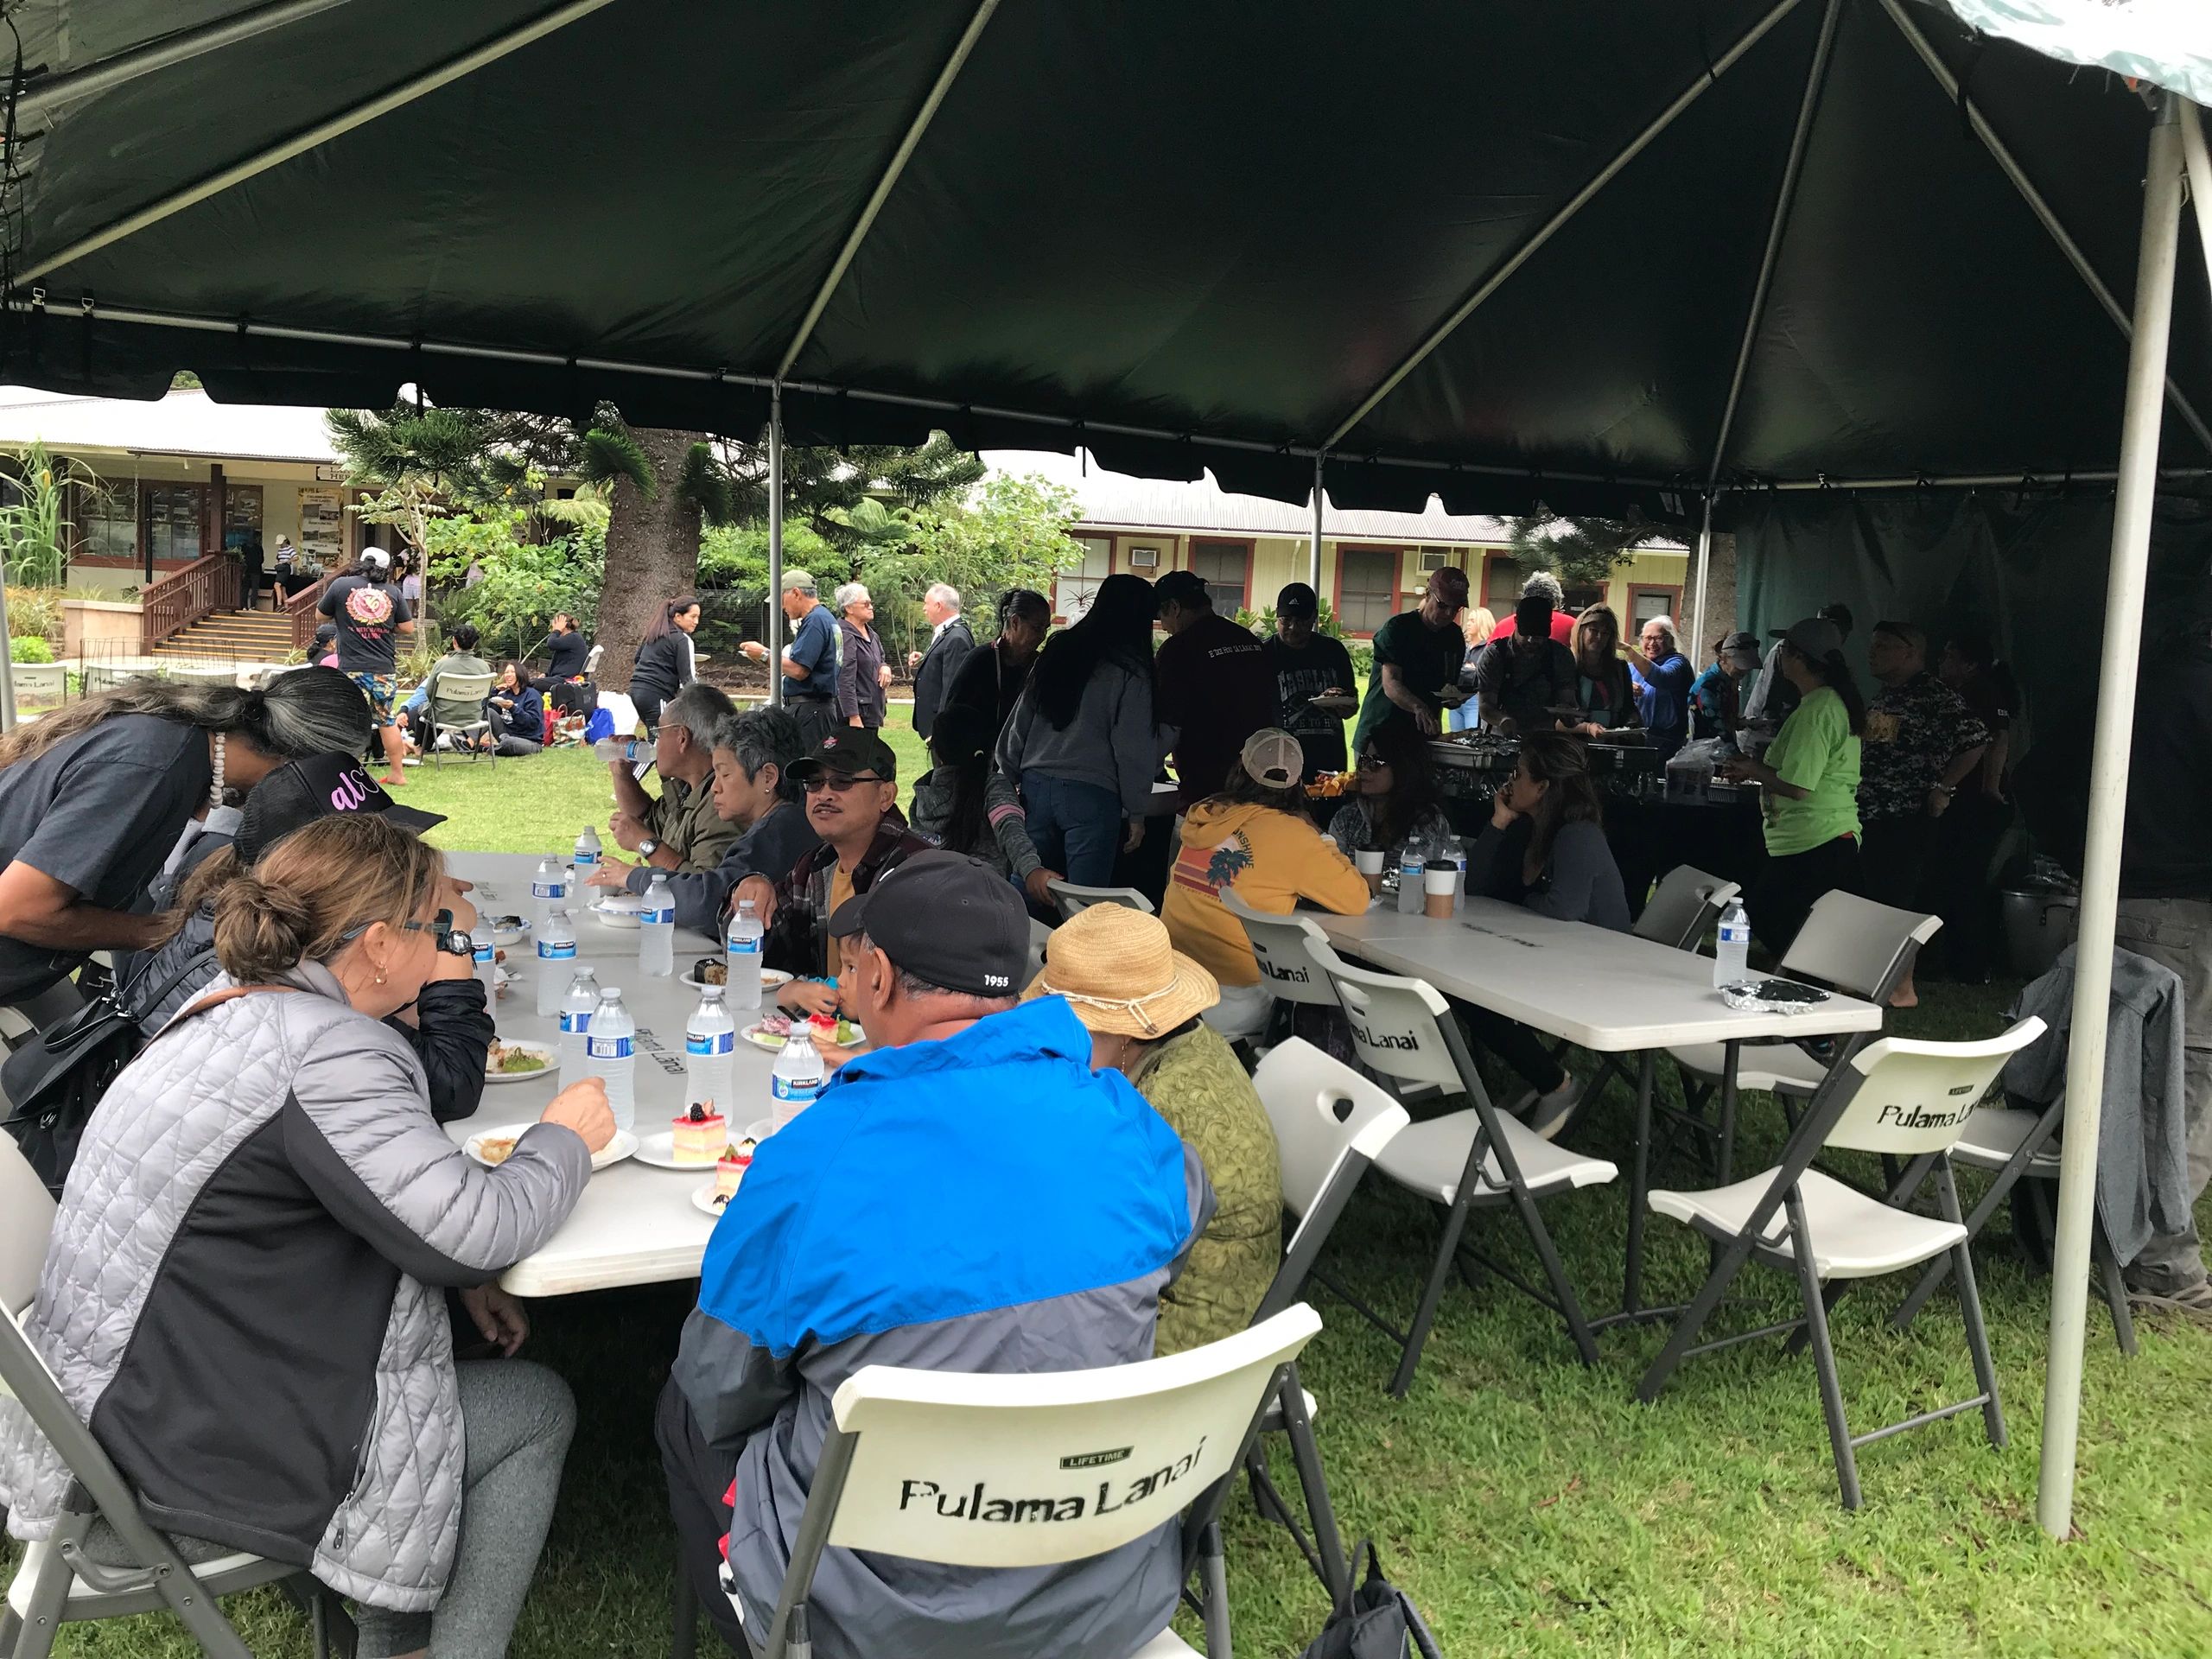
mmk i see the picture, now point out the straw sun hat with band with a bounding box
[1026,903,1219,1045]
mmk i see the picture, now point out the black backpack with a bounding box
[1299,1541,1445,1659]
[1,950,213,1195]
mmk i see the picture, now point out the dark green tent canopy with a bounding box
[0,0,2205,519]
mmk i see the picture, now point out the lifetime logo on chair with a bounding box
[897,1435,1209,1523]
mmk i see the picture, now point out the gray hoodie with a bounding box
[996,658,1162,819]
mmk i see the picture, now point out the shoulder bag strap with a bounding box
[173,983,302,1023]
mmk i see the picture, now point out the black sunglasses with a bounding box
[339,908,474,957]
[804,772,888,793]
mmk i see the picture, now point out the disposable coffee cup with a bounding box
[1355,848,1386,896]
[1422,863,1456,918]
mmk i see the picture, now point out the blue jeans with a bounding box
[1020,772,1124,888]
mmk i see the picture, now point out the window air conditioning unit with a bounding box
[1418,548,1452,572]
[1128,545,1160,569]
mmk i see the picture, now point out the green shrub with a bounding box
[10,635,53,663]
[6,587,61,640]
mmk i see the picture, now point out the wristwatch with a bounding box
[638,837,660,860]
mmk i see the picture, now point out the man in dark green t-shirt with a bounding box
[1351,567,1468,754]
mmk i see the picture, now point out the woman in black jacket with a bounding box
[629,595,701,731]
[490,662,546,756]
[943,588,1052,736]
[128,753,493,1123]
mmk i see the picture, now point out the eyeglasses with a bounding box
[338,908,474,957]
[804,773,887,793]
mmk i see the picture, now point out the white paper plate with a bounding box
[636,1127,736,1171]
[741,1019,863,1052]
[483,1040,556,1084]
[679,964,794,993]
[466,1124,635,1173]
[691,1173,744,1216]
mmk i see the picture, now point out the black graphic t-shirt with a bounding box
[318,575,413,674]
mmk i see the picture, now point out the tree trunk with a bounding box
[597,427,707,690]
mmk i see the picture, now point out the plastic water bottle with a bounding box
[725,899,765,1011]
[639,873,676,977]
[770,1015,829,1132]
[1450,841,1468,915]
[557,968,600,1084]
[1396,836,1426,915]
[530,855,568,934]
[1714,898,1752,989]
[473,931,498,1004]
[686,987,738,1115]
[573,824,601,876]
[588,987,637,1131]
[593,736,650,763]
[536,905,577,1016]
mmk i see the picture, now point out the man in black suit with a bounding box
[907,581,976,741]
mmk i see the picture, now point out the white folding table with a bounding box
[1313,897,1885,1324]
[439,850,779,1298]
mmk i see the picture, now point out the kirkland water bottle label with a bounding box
[686,1033,736,1057]
[587,1034,633,1060]
[474,946,494,966]
[532,880,565,899]
[644,905,674,925]
[772,1075,823,1103]
[574,852,599,868]
[559,1013,592,1034]
[538,940,577,961]
[728,937,762,958]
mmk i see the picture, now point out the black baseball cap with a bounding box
[787,728,899,785]
[1152,569,1211,612]
[1275,582,1319,619]
[236,753,446,865]
[827,850,1028,998]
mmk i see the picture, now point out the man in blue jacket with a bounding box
[657,851,1213,1657]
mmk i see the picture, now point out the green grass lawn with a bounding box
[15,734,2212,1656]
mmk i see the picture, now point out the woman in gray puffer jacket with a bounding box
[0,813,614,1658]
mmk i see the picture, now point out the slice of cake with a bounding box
[671,1103,728,1166]
[713,1149,747,1205]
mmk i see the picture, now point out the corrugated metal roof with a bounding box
[984,447,1685,550]
[0,385,339,464]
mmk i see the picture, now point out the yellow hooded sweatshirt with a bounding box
[1161,799,1371,987]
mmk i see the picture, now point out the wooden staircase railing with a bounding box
[286,578,331,652]
[140,555,231,647]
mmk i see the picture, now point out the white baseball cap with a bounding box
[1240,728,1305,789]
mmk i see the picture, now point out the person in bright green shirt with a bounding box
[1724,616,1866,953]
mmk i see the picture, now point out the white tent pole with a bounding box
[1880,0,2212,458]
[766,384,785,711]
[11,0,358,130]
[0,581,16,732]
[2183,103,2212,322]
[15,0,619,285]
[1324,0,1807,450]
[1309,454,1325,590]
[1688,493,1715,658]
[2037,93,2186,1541]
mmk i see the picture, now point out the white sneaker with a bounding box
[1524,1077,1586,1142]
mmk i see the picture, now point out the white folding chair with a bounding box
[426,670,498,767]
[1634,864,1741,951]
[747,1306,1324,1659]
[1046,879,1154,922]
[583,641,605,678]
[1636,1018,2045,1509]
[1246,1039,1410,1599]
[1664,890,1942,1182]
[0,1141,349,1658]
[1307,938,1618,1391]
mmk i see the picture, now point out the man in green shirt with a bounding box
[589,683,743,885]
[1352,566,1469,754]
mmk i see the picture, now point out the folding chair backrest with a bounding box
[1221,893,1342,1008]
[1253,1040,1408,1320]
[1780,890,1941,1001]
[810,1306,1320,1571]
[584,642,606,677]
[1046,880,1154,922]
[436,671,498,713]
[1,1135,55,1319]
[1633,865,1739,950]
[1822,1017,2046,1156]
[1308,939,1465,1093]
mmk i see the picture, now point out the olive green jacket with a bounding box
[1130,1024,1282,1356]
[645,772,742,874]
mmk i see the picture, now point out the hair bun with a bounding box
[212,871,315,982]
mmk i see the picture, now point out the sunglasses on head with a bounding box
[804,772,887,793]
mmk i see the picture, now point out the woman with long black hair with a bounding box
[1325,718,1455,867]
[944,587,1052,736]
[1722,615,1867,953]
[997,573,1160,887]
[629,595,701,733]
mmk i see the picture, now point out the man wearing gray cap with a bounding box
[741,569,842,750]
